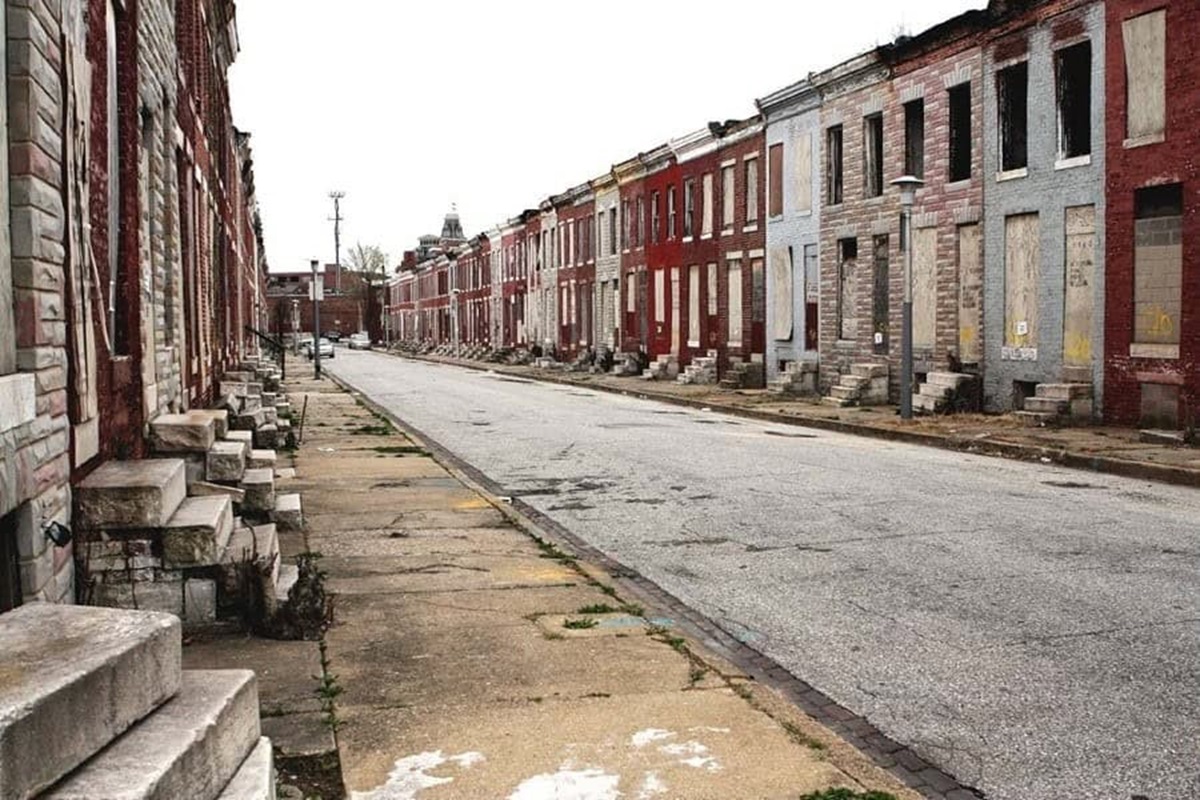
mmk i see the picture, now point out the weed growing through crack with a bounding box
[780,720,827,752]
[352,423,394,436]
[532,535,576,564]
[577,603,619,615]
[799,790,897,800]
[313,640,344,734]
[563,617,599,630]
[372,445,429,456]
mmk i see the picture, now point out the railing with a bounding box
[246,326,286,381]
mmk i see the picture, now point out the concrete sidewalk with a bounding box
[406,352,1200,490]
[291,372,926,799]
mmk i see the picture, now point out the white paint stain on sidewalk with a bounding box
[507,767,621,800]
[350,751,485,800]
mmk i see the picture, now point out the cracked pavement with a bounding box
[328,351,1200,800]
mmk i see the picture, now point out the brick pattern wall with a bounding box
[716,127,767,371]
[818,58,899,392]
[982,0,1106,412]
[891,39,986,378]
[6,0,76,604]
[1103,0,1200,426]
[138,0,184,418]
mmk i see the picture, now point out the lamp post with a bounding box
[449,252,461,359]
[890,175,924,420]
[311,259,323,379]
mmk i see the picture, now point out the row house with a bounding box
[3,0,267,612]
[505,216,529,347]
[456,235,492,347]
[554,184,595,358]
[1103,0,1199,430]
[389,0,1197,431]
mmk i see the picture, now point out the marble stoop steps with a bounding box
[912,371,975,414]
[74,458,290,626]
[1016,382,1094,427]
[824,363,888,407]
[0,605,273,800]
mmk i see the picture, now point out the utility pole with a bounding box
[311,259,323,379]
[329,191,345,295]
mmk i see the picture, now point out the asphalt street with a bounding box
[326,350,1200,800]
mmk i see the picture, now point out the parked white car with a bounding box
[348,333,371,350]
[305,338,334,360]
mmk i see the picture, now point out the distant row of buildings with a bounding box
[385,0,1196,431]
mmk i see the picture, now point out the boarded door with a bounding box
[913,228,938,350]
[688,266,701,346]
[750,259,765,356]
[1063,206,1095,366]
[670,268,681,355]
[872,235,889,354]
[727,261,744,348]
[771,248,793,341]
[957,224,983,363]
[804,244,819,351]
[1004,213,1040,358]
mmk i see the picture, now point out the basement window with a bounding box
[1056,41,1092,161]
[904,99,925,178]
[997,62,1029,173]
[863,113,884,198]
[0,510,21,613]
[826,125,844,205]
[948,83,972,182]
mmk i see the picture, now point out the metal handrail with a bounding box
[246,326,286,381]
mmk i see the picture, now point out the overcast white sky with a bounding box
[229,1,984,274]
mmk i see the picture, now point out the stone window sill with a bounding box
[1124,133,1165,149]
[0,372,36,435]
[1055,154,1091,171]
[996,168,1028,183]
[1130,343,1179,360]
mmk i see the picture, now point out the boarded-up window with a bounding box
[872,235,889,354]
[727,260,743,345]
[913,228,938,349]
[707,263,717,316]
[1063,205,1096,366]
[998,62,1029,171]
[621,200,630,250]
[745,158,759,224]
[948,83,972,182]
[826,126,844,204]
[771,248,793,341]
[1133,185,1182,346]
[957,224,983,363]
[1003,213,1040,353]
[864,114,884,197]
[701,174,713,236]
[768,143,784,217]
[688,265,701,345]
[627,271,636,312]
[837,238,857,341]
[1056,41,1092,159]
[904,99,925,178]
[636,197,645,246]
[794,133,812,215]
[1123,10,1166,142]
[721,165,735,230]
[654,269,665,323]
[670,268,681,354]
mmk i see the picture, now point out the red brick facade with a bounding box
[1103,0,1200,428]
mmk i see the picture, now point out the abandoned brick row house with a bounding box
[388,0,1198,429]
[1,0,268,612]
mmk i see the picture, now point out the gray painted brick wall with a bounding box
[982,3,1106,411]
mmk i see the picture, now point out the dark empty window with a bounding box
[1056,41,1092,159]
[949,83,973,182]
[904,99,925,178]
[768,142,784,216]
[864,114,884,197]
[997,62,1029,171]
[826,125,844,205]
[683,179,695,237]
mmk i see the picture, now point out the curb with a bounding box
[398,353,1200,491]
[325,365,985,800]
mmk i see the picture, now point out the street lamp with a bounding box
[890,175,924,420]
[310,259,323,379]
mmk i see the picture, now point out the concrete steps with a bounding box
[217,737,276,800]
[826,363,889,407]
[0,605,182,799]
[150,413,218,454]
[161,495,235,568]
[76,460,188,531]
[43,670,261,800]
[272,493,303,532]
[240,468,277,516]
[1019,382,1093,424]
[275,564,299,606]
[912,372,977,416]
[207,440,248,483]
